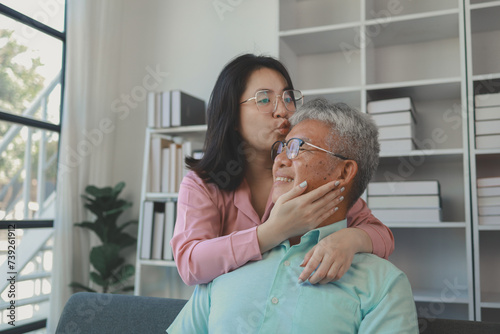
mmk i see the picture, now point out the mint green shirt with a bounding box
[168,220,418,333]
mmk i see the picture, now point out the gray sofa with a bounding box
[55,292,186,333]
[56,292,500,333]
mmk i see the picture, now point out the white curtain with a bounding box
[48,1,123,332]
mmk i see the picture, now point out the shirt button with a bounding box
[271,297,279,304]
[284,261,290,267]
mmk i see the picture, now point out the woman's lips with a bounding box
[277,120,291,135]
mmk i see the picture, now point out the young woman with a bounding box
[170,54,394,286]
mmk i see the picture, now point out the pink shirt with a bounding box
[171,171,395,286]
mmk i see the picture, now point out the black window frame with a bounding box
[0,2,67,332]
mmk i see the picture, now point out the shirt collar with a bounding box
[300,219,348,245]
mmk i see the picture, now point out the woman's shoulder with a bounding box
[182,171,225,196]
[182,170,247,200]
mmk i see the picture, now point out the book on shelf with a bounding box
[475,92,500,108]
[477,186,500,197]
[171,90,206,127]
[150,137,174,193]
[148,90,206,128]
[479,206,500,216]
[368,180,440,196]
[176,144,183,191]
[169,142,181,193]
[368,195,440,209]
[163,200,177,261]
[378,124,415,140]
[151,137,203,194]
[370,110,416,127]
[140,201,154,259]
[371,208,442,223]
[475,119,500,136]
[478,215,500,225]
[367,97,416,115]
[161,91,171,128]
[475,106,500,121]
[477,196,500,207]
[477,176,500,188]
[181,141,192,178]
[151,210,165,260]
[147,92,163,128]
[476,134,500,149]
[161,147,171,193]
[379,138,415,152]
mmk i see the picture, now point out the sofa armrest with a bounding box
[56,292,187,334]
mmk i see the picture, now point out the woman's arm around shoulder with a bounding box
[298,197,394,284]
[347,197,394,259]
[170,172,262,286]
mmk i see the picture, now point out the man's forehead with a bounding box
[286,119,326,141]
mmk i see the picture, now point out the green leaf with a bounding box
[86,185,113,198]
[81,194,96,203]
[74,221,97,230]
[104,202,132,217]
[111,285,135,294]
[117,220,138,232]
[84,202,105,218]
[114,264,135,284]
[111,182,126,198]
[90,271,107,287]
[69,282,97,293]
[109,232,136,248]
[90,244,123,278]
[74,222,106,242]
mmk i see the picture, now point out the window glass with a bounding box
[0,0,65,32]
[0,228,53,330]
[0,14,63,125]
[0,122,59,221]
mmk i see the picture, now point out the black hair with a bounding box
[185,54,295,191]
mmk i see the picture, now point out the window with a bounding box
[0,1,66,332]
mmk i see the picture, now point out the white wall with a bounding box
[110,0,279,221]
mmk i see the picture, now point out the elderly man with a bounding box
[168,98,418,333]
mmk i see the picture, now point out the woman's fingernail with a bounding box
[300,181,307,188]
[334,181,340,186]
[340,187,345,192]
[334,207,339,212]
[339,196,344,202]
[298,278,304,284]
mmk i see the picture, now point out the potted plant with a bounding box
[70,182,137,293]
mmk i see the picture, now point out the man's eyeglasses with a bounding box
[240,89,303,113]
[271,138,349,161]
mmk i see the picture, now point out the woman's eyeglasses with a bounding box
[240,89,303,113]
[271,138,349,161]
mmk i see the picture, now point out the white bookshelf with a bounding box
[279,0,477,320]
[465,0,500,322]
[130,1,500,321]
[134,126,205,298]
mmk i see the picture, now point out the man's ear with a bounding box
[337,160,358,186]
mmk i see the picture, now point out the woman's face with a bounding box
[238,68,294,156]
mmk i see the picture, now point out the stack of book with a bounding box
[477,176,500,225]
[147,90,206,128]
[475,92,500,149]
[140,200,177,261]
[149,137,202,193]
[367,97,417,152]
[367,180,442,223]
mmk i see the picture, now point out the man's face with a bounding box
[272,119,341,202]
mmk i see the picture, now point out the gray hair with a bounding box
[289,98,380,205]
